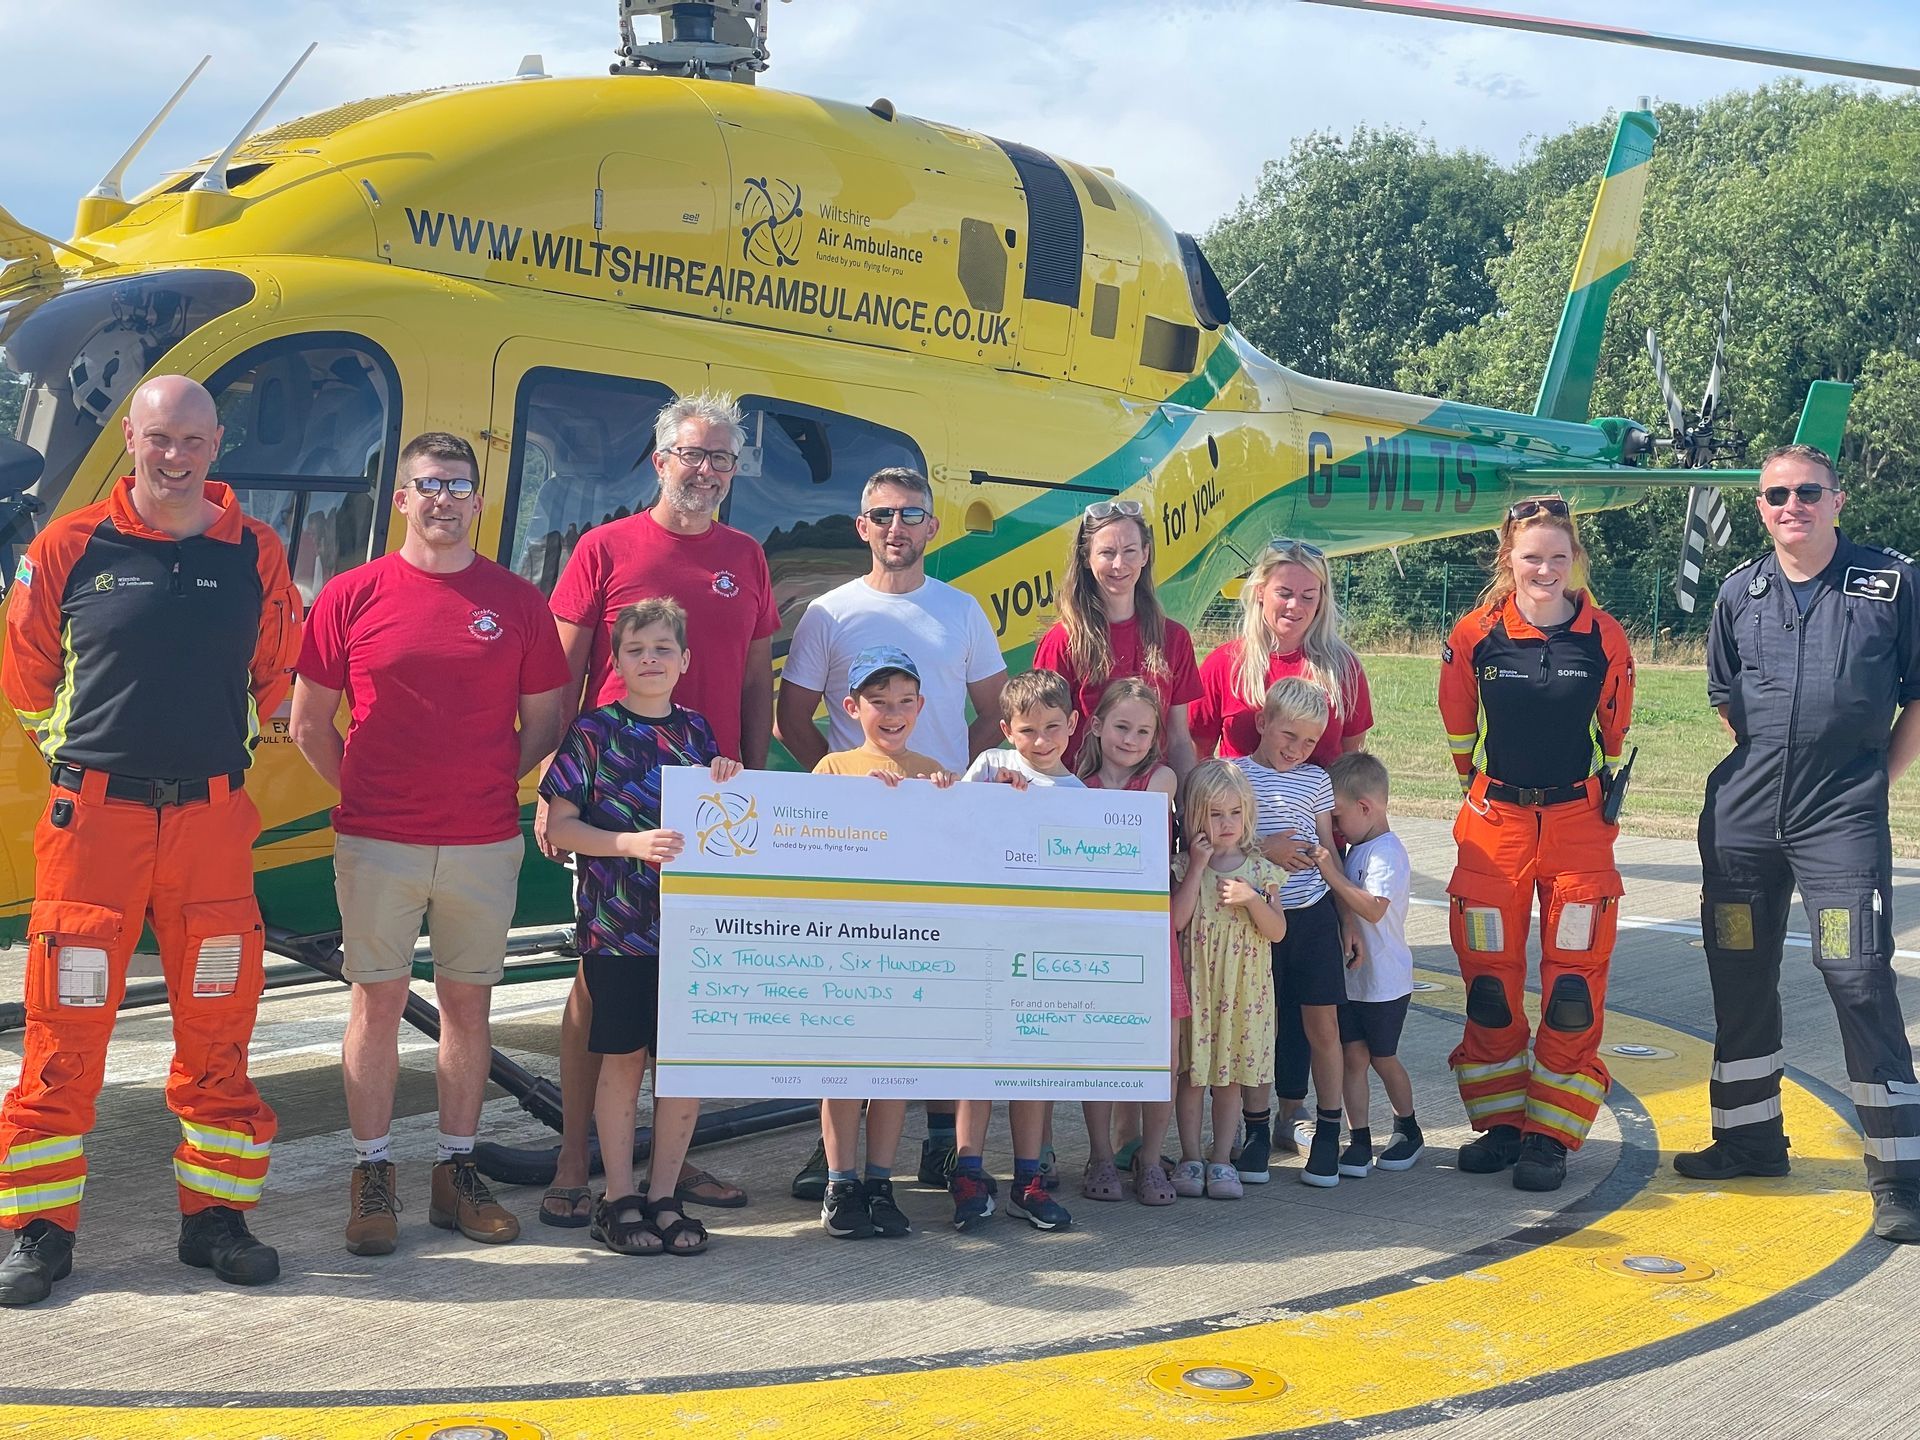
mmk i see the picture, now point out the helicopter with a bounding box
[0,0,1898,961]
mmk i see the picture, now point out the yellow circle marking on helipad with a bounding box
[0,972,1873,1439]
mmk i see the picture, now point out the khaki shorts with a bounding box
[335,834,523,985]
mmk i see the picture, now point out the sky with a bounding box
[3,1,1917,239]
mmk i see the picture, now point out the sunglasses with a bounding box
[410,476,476,499]
[1761,483,1836,508]
[861,505,932,527]
[1266,537,1325,560]
[1083,498,1144,522]
[1506,497,1571,523]
[661,444,739,473]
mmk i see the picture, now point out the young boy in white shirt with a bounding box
[1316,751,1424,1174]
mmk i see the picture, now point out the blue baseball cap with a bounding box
[847,645,920,695]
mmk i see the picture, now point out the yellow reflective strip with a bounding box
[173,1159,266,1202]
[1455,1058,1529,1084]
[0,1135,83,1172]
[0,1177,85,1216]
[42,619,79,763]
[1465,1089,1527,1118]
[180,1120,271,1160]
[1533,1069,1608,1106]
[13,704,53,727]
[1526,1096,1598,1135]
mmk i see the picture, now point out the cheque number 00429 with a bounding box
[1105,813,1144,827]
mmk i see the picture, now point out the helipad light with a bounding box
[389,1420,547,1440]
[1411,979,1447,992]
[1609,1043,1675,1060]
[1597,1252,1715,1282]
[1147,1359,1287,1402]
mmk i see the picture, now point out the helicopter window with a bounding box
[723,396,928,656]
[0,270,255,596]
[204,333,401,604]
[501,368,674,596]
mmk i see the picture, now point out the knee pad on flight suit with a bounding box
[1466,975,1514,1028]
[1544,975,1594,1032]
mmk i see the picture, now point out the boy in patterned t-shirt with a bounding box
[540,598,739,1257]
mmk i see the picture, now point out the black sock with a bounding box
[927,1111,956,1142]
[1348,1126,1371,1149]
[1395,1111,1420,1135]
[1242,1107,1271,1139]
[1315,1107,1342,1136]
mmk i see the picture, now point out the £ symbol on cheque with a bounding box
[1010,953,1027,978]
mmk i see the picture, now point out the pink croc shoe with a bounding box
[1132,1155,1177,1206]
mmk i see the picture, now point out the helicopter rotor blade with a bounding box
[1297,0,1920,89]
[1700,278,1732,430]
[1647,328,1689,451]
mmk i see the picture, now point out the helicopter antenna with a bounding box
[188,42,318,201]
[87,56,211,205]
[613,0,784,83]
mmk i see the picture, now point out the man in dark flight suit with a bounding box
[1681,444,1920,1243]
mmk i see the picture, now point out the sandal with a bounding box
[1080,1158,1126,1202]
[591,1194,662,1255]
[646,1195,709,1255]
[675,1166,749,1209]
[539,1184,593,1229]
[1133,1155,1177,1206]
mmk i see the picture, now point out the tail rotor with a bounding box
[1648,280,1742,613]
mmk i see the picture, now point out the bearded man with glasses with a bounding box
[1682,443,1920,1243]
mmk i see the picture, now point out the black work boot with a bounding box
[1673,1138,1791,1181]
[1512,1133,1569,1192]
[179,1206,280,1286]
[1457,1123,1523,1174]
[0,1220,74,1306]
[1872,1185,1920,1244]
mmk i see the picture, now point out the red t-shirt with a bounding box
[548,511,778,761]
[1033,616,1203,769]
[1189,638,1373,767]
[297,552,572,845]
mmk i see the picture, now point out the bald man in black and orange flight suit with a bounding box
[0,375,302,1306]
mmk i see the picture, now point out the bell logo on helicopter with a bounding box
[739,177,804,269]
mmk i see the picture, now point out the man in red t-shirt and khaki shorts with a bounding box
[291,434,572,1255]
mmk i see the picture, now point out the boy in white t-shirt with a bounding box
[1316,752,1424,1175]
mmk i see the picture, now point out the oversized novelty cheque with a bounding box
[655,766,1172,1100]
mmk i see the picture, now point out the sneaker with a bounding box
[949,1169,996,1230]
[1872,1185,1920,1243]
[1204,1162,1243,1200]
[1170,1160,1207,1198]
[1512,1134,1568,1192]
[429,1158,520,1244]
[1008,1175,1073,1231]
[1338,1136,1373,1178]
[1457,1123,1523,1174]
[1377,1122,1425,1172]
[864,1177,911,1237]
[918,1135,958,1188]
[791,1138,829,1202]
[0,1219,74,1306]
[1233,1128,1272,1184]
[179,1206,280,1286]
[345,1159,401,1256]
[1302,1125,1340,1188]
[1037,1145,1061,1191]
[1673,1138,1791,1181]
[820,1179,874,1239]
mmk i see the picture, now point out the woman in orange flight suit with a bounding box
[1438,497,1634,1193]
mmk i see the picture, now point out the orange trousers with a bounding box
[0,772,275,1231]
[1447,774,1621,1150]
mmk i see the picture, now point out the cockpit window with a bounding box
[0,269,254,592]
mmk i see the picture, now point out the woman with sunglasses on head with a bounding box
[1189,540,1373,1167]
[1437,496,1633,1194]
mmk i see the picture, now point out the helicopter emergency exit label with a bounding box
[654,768,1171,1100]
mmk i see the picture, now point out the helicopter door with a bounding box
[488,338,707,595]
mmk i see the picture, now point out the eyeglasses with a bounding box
[861,505,932,527]
[661,445,739,473]
[1761,482,1836,507]
[1507,497,1570,523]
[1266,537,1325,560]
[410,476,476,499]
[1083,498,1144,522]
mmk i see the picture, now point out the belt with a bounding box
[1480,776,1592,808]
[50,764,245,807]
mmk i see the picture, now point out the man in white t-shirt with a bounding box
[775,466,1008,1197]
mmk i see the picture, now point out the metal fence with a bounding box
[1196,560,1713,661]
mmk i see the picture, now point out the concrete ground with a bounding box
[0,815,1915,1439]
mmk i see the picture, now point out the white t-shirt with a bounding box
[784,575,1005,772]
[1231,756,1333,909]
[962,749,1086,787]
[1341,831,1413,1002]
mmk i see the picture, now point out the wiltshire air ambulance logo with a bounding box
[740,177,803,268]
[695,791,760,858]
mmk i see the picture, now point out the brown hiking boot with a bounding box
[345,1160,401,1256]
[429,1158,519,1244]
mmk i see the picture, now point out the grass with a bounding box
[1356,655,1920,856]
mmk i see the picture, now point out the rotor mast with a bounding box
[612,1,781,83]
